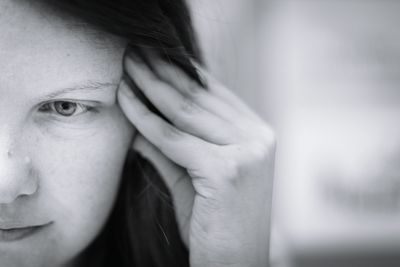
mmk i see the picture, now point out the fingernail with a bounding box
[119,79,135,98]
[127,52,144,64]
[196,69,208,88]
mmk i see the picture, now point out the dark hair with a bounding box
[41,1,204,266]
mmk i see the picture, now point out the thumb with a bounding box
[132,133,185,190]
[133,133,195,246]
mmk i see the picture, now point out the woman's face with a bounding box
[0,1,134,266]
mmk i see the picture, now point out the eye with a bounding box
[39,101,92,117]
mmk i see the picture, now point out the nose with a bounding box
[0,147,38,204]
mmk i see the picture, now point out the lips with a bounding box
[0,222,52,242]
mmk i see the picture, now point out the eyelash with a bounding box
[38,101,95,117]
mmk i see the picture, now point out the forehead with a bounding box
[0,0,116,48]
[0,0,125,96]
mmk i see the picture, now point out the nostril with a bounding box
[0,154,38,204]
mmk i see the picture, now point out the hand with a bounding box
[117,52,275,267]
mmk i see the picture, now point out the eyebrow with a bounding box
[43,81,119,99]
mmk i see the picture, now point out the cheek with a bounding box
[29,106,134,263]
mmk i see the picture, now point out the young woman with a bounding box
[0,1,275,266]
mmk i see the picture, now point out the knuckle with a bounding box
[169,111,183,127]
[179,97,201,115]
[251,143,274,161]
[195,149,241,185]
[161,124,183,140]
[263,126,277,149]
[218,156,241,185]
[250,133,276,160]
[250,124,276,152]
[259,126,276,147]
[170,114,191,130]
[186,79,202,96]
[170,99,202,128]
[136,104,153,118]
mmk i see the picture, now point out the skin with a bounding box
[0,1,133,267]
[118,54,275,266]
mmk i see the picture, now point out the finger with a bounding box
[142,55,244,122]
[117,78,216,170]
[124,55,238,144]
[195,64,265,123]
[133,133,186,189]
[133,133,194,245]
[143,52,264,125]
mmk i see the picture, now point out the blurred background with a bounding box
[190,0,400,266]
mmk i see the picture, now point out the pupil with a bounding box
[55,102,76,116]
[62,102,71,110]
